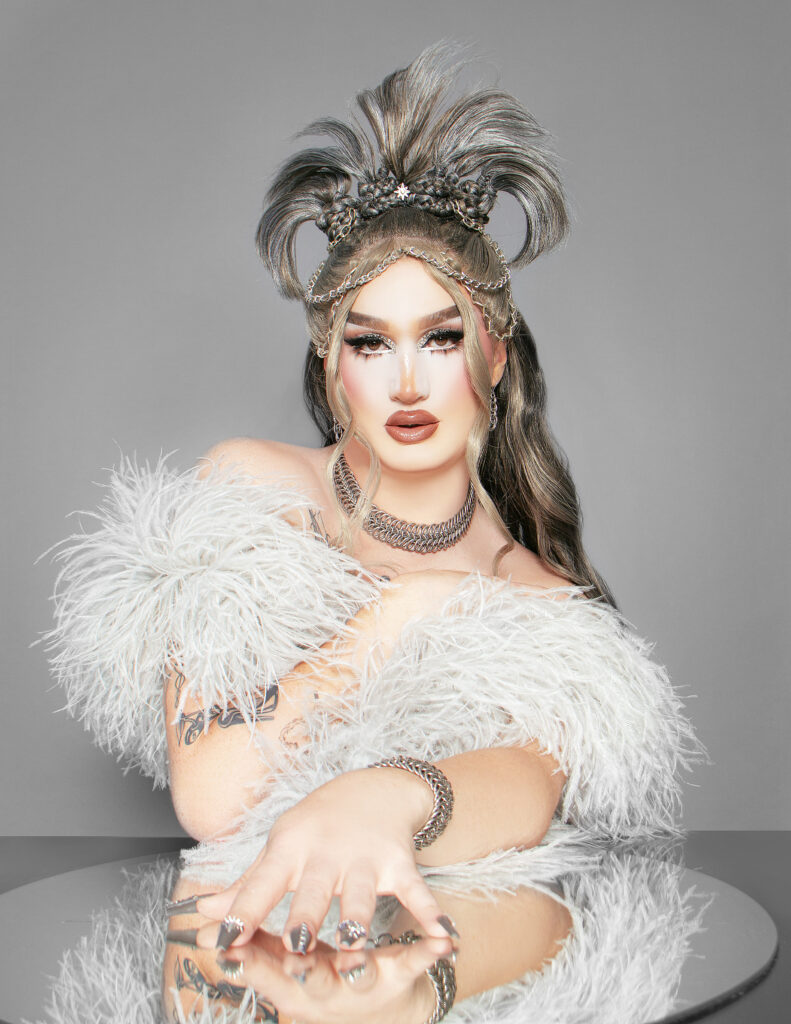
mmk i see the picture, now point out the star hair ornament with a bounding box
[255,42,569,357]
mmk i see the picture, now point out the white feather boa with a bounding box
[41,455,703,873]
[27,849,708,1024]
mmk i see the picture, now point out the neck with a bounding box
[342,441,472,524]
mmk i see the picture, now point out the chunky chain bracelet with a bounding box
[367,755,454,850]
[372,930,457,1024]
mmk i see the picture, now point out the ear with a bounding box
[491,338,508,387]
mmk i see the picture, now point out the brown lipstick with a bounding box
[385,409,438,444]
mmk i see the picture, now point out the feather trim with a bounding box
[183,576,702,881]
[39,454,381,786]
[41,455,703,840]
[28,849,707,1024]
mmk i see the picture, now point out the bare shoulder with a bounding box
[197,437,324,497]
[497,543,575,597]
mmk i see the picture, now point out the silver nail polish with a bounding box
[289,922,312,955]
[337,919,367,947]
[166,928,199,947]
[216,915,245,951]
[217,956,245,980]
[437,914,460,939]
[339,961,367,983]
[165,892,217,916]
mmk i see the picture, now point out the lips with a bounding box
[385,409,439,444]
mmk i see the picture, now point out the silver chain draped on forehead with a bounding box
[305,228,519,358]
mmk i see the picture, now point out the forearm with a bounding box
[165,663,321,840]
[166,570,466,840]
[366,743,566,866]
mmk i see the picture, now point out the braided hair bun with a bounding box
[257,42,569,298]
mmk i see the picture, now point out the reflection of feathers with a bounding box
[28,850,707,1024]
[28,857,178,1024]
[42,456,703,873]
[450,851,708,1024]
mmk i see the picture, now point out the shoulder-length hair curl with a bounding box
[256,43,615,607]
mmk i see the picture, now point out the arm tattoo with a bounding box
[173,956,278,1020]
[279,690,319,749]
[175,683,279,746]
[173,669,186,702]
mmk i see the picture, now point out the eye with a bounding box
[420,328,464,353]
[343,334,393,358]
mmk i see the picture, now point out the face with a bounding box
[335,256,506,473]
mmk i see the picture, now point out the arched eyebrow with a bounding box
[346,305,460,330]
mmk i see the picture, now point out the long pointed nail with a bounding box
[339,961,367,983]
[216,916,245,951]
[165,893,218,916]
[217,956,245,980]
[289,922,312,955]
[437,915,459,939]
[166,928,199,947]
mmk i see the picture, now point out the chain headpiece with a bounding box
[315,166,497,249]
[305,234,519,356]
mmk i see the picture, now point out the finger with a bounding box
[393,873,460,944]
[331,947,380,992]
[212,854,295,950]
[335,864,378,950]
[282,861,337,955]
[193,883,242,921]
[196,849,273,920]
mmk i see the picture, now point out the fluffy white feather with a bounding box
[28,850,707,1024]
[42,456,703,865]
[40,455,381,786]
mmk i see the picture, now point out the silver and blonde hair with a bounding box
[256,43,615,605]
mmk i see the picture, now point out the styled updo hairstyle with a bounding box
[257,43,615,606]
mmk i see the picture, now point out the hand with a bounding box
[193,767,459,955]
[213,929,449,1024]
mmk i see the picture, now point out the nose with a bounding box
[388,345,430,404]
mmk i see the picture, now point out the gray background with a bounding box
[3,0,788,836]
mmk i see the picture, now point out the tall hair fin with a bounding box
[257,40,569,295]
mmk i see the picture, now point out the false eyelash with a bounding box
[343,334,391,358]
[343,328,464,359]
[422,328,464,351]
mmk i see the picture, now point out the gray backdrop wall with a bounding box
[3,0,788,835]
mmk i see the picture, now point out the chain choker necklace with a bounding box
[332,452,476,553]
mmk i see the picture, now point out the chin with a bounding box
[374,437,464,474]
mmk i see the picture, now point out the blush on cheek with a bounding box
[338,354,369,407]
[427,353,477,407]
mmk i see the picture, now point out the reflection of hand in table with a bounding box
[163,871,571,1022]
[387,883,572,1004]
[164,925,449,1024]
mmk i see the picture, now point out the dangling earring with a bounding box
[332,417,344,443]
[488,388,498,432]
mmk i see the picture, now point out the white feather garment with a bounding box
[40,455,382,786]
[27,850,707,1024]
[42,456,702,850]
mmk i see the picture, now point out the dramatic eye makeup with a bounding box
[343,305,463,358]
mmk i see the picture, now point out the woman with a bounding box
[44,42,701,1005]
